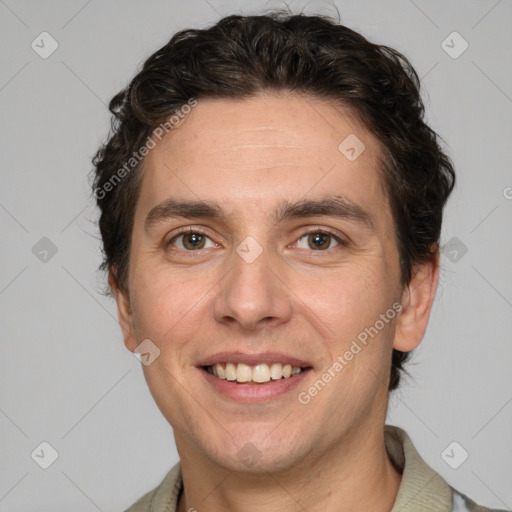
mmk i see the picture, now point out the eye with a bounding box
[295,230,344,251]
[167,229,217,251]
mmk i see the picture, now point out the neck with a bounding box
[175,425,402,512]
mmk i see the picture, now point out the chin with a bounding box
[211,448,302,474]
[197,428,311,474]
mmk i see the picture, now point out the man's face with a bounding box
[115,93,409,471]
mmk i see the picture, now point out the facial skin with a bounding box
[111,92,439,512]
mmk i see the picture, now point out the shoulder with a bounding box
[123,462,182,512]
[451,488,508,512]
[123,487,156,512]
[385,425,507,512]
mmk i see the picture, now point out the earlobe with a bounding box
[109,269,137,353]
[393,252,440,352]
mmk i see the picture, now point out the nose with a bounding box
[212,242,293,331]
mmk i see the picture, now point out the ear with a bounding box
[393,250,440,352]
[109,269,137,353]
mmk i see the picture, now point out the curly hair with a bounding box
[91,10,455,391]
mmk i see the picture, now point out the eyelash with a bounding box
[166,226,347,254]
[166,227,213,252]
[293,227,347,252]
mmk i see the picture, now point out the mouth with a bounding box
[196,352,314,402]
[202,362,312,384]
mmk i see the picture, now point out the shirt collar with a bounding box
[386,425,453,511]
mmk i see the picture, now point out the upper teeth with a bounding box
[206,363,304,383]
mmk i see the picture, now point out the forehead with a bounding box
[138,92,388,219]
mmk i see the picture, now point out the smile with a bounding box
[204,362,307,384]
[197,352,313,402]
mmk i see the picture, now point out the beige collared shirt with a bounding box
[124,425,504,511]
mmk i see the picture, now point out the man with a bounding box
[91,11,504,512]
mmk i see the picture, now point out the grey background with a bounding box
[0,0,511,510]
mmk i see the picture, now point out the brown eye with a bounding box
[182,233,206,250]
[296,231,342,251]
[168,231,214,251]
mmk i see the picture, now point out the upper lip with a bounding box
[197,351,312,368]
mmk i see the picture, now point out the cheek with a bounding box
[130,270,211,352]
[295,259,398,384]
[298,260,392,334]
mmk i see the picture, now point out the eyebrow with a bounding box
[144,194,375,232]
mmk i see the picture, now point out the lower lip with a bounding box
[199,367,312,403]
